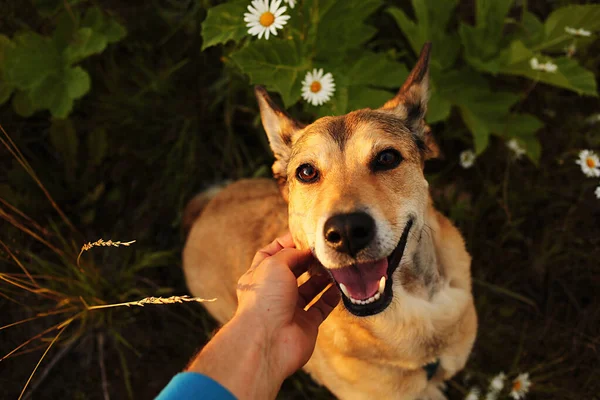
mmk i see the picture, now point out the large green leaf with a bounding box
[387,0,460,69]
[12,90,38,117]
[342,51,408,89]
[503,114,544,165]
[64,28,108,64]
[3,32,61,89]
[63,7,126,62]
[432,69,520,153]
[31,67,91,118]
[459,0,515,73]
[499,40,597,97]
[426,88,452,124]
[309,51,407,116]
[512,11,545,48]
[311,0,382,60]
[535,4,600,52]
[231,36,308,107]
[201,0,248,50]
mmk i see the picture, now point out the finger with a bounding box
[268,247,314,278]
[297,273,333,308]
[250,232,295,269]
[304,284,340,326]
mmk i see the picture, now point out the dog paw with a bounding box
[415,382,447,400]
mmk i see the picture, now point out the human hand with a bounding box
[235,232,339,380]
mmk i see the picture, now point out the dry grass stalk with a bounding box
[76,239,136,269]
[85,295,217,310]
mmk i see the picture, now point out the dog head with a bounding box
[256,43,438,317]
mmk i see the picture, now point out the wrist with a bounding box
[188,312,285,399]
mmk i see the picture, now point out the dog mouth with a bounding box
[328,219,413,317]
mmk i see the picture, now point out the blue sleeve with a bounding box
[156,372,237,400]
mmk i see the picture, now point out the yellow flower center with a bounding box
[513,381,522,391]
[310,81,322,93]
[586,157,596,168]
[259,12,275,27]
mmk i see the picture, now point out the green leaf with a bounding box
[31,67,91,118]
[201,0,249,50]
[312,0,382,60]
[437,70,520,153]
[52,11,80,50]
[102,18,127,43]
[459,0,515,73]
[65,66,91,99]
[31,73,74,118]
[64,28,107,64]
[231,36,308,107]
[426,91,452,124]
[50,118,79,177]
[499,40,597,97]
[536,4,600,52]
[513,12,545,48]
[346,86,394,112]
[82,7,127,44]
[62,7,126,63]
[3,32,61,89]
[12,90,38,117]
[387,0,460,69]
[343,51,409,89]
[503,114,544,164]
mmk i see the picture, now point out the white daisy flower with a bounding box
[301,68,335,106]
[465,387,481,400]
[510,373,532,399]
[507,139,526,159]
[283,0,296,8]
[459,149,476,169]
[565,26,592,37]
[489,372,506,392]
[244,0,290,40]
[529,57,558,73]
[575,149,600,177]
[595,185,600,199]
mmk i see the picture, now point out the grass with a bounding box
[1,0,599,399]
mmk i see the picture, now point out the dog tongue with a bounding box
[330,259,388,300]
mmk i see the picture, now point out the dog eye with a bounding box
[372,149,402,171]
[296,164,319,183]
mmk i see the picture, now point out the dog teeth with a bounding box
[346,290,382,305]
[339,283,351,299]
[378,276,386,295]
[340,276,387,306]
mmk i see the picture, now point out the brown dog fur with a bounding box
[183,43,477,399]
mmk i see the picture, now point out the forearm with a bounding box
[187,313,284,400]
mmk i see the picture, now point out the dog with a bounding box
[183,43,477,399]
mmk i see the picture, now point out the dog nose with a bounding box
[323,212,375,256]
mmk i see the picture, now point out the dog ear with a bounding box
[255,86,303,195]
[381,43,439,160]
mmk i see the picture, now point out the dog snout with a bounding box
[323,212,375,256]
